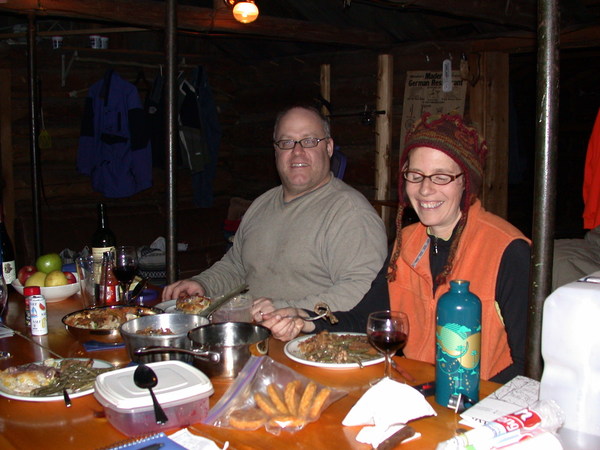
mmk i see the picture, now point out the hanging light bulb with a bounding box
[225,0,259,24]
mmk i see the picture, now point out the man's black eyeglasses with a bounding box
[274,137,329,150]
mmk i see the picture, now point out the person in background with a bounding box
[261,113,531,384]
[163,105,387,313]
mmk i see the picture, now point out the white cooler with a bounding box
[540,271,600,449]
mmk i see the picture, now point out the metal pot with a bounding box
[135,322,270,379]
[120,313,209,364]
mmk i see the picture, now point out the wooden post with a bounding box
[375,54,393,231]
[468,52,509,219]
[320,64,331,116]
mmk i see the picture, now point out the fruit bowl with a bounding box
[12,274,80,303]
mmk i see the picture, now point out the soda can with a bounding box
[29,294,48,336]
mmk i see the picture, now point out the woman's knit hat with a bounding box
[398,112,488,211]
[388,113,488,283]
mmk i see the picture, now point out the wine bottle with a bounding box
[91,203,116,298]
[0,206,16,284]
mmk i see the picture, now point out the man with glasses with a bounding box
[163,105,387,315]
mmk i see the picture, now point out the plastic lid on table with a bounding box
[94,360,214,411]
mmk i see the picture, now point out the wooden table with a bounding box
[0,291,500,449]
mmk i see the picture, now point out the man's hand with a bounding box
[258,307,316,342]
[162,279,205,300]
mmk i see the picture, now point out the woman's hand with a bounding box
[259,307,316,342]
[162,279,205,300]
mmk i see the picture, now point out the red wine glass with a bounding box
[367,310,409,380]
[114,246,138,303]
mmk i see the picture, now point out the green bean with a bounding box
[31,361,114,397]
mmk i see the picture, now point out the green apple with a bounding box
[25,271,47,287]
[36,253,63,274]
[45,270,68,287]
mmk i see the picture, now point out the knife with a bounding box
[376,425,417,450]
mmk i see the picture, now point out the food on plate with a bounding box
[297,331,380,364]
[0,362,57,395]
[0,359,113,397]
[228,408,268,430]
[175,294,211,314]
[64,307,155,330]
[135,327,175,336]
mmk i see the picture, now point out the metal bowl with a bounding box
[120,313,209,364]
[62,305,162,344]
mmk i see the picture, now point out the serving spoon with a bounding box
[133,363,168,424]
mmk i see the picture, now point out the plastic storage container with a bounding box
[94,360,214,436]
[539,271,600,449]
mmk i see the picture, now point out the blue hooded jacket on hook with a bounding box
[77,69,152,198]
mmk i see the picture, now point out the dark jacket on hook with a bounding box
[77,69,152,198]
[178,67,221,208]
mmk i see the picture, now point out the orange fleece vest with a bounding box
[388,200,530,380]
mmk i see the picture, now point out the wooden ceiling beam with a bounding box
[0,0,393,48]
[408,0,536,30]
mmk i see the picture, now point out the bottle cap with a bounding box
[23,286,41,296]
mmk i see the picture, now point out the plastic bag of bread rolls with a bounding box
[202,356,347,435]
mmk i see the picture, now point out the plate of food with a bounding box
[62,305,162,344]
[0,358,114,402]
[284,331,384,369]
[155,294,212,315]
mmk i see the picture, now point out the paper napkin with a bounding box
[343,378,435,447]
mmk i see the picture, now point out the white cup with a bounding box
[100,36,109,49]
[52,36,63,50]
[90,35,102,49]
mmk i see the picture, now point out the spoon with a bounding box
[133,364,168,424]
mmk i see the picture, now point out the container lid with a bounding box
[24,286,41,296]
[94,360,213,411]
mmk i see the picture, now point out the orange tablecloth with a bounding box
[0,291,500,449]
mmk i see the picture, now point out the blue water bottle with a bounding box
[435,279,481,408]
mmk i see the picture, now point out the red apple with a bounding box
[64,271,77,284]
[18,265,37,285]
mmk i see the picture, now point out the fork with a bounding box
[283,309,328,321]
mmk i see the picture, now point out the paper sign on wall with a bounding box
[399,70,467,149]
